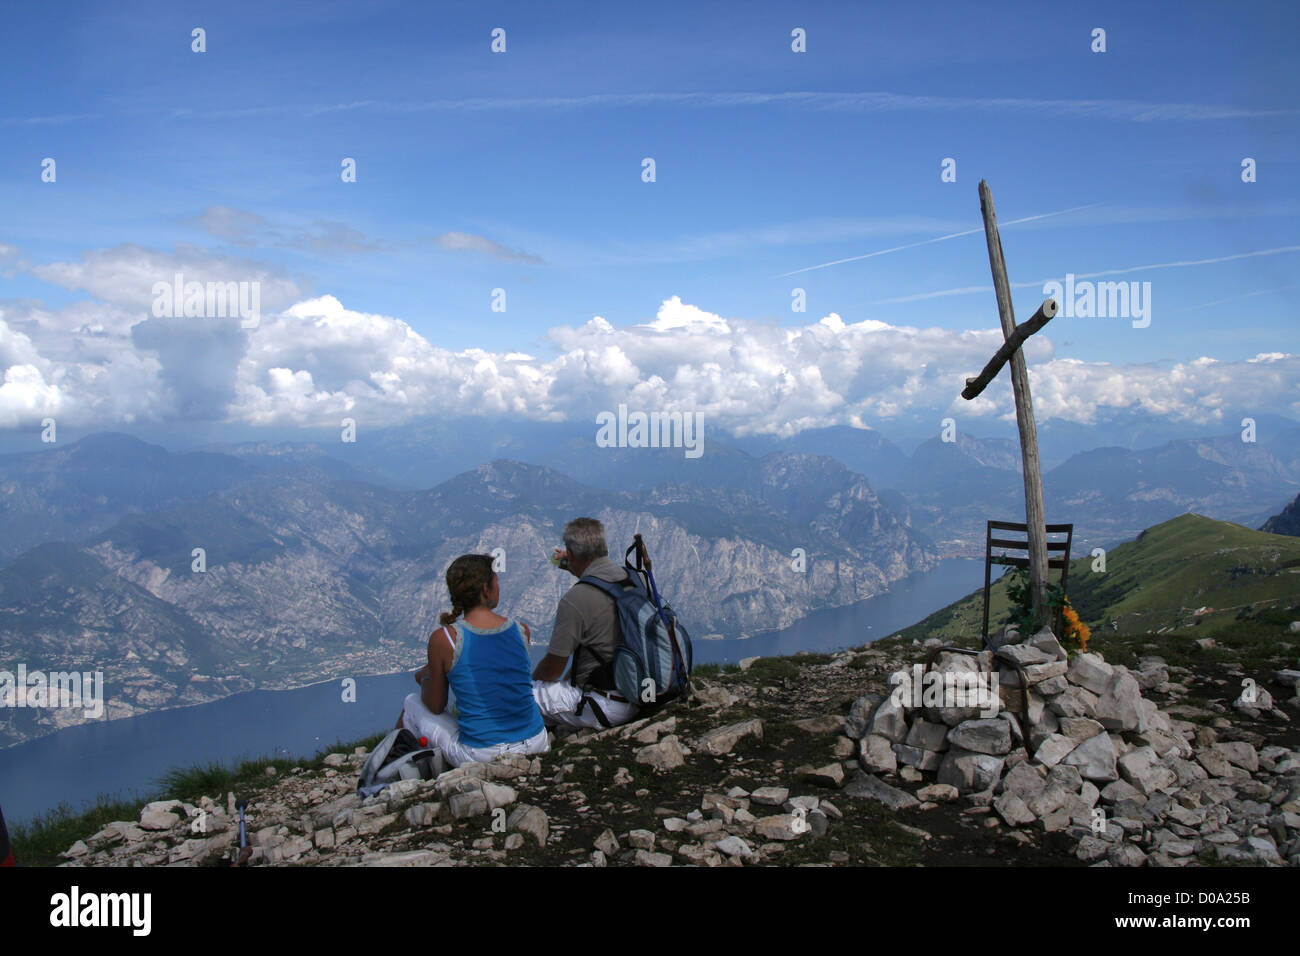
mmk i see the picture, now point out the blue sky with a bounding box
[0,0,1296,440]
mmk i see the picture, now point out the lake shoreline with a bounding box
[0,559,987,827]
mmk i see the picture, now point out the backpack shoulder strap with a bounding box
[577,574,628,599]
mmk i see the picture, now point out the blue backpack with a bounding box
[576,534,693,713]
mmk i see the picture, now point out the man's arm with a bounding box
[520,619,562,678]
[533,592,583,682]
[532,653,568,682]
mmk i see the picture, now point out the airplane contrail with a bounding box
[873,244,1300,304]
[775,202,1103,278]
[1164,282,1300,315]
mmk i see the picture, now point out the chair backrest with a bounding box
[981,520,1074,644]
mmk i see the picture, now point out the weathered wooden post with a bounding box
[962,180,1055,628]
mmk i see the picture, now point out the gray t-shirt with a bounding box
[547,555,629,689]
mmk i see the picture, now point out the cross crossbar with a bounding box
[962,298,1058,400]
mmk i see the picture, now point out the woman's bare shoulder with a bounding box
[429,625,456,655]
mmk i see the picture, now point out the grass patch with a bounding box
[693,662,737,678]
[157,757,292,804]
[11,796,151,868]
[741,653,834,683]
[1092,607,1298,673]
[890,514,1300,648]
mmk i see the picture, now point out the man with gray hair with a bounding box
[531,517,640,729]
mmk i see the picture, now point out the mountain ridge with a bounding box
[0,454,935,749]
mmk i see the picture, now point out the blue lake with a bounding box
[0,558,988,827]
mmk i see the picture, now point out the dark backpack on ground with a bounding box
[356,728,447,796]
[573,535,692,723]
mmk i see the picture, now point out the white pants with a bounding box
[532,680,640,730]
[400,693,549,768]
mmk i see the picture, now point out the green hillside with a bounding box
[892,512,1300,645]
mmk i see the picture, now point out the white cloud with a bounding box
[0,316,60,428]
[230,296,559,427]
[433,232,543,264]
[181,207,546,263]
[3,245,1298,433]
[0,364,62,428]
[643,296,731,333]
[1,243,302,428]
[0,302,167,429]
[30,244,302,313]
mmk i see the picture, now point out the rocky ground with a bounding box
[54,630,1300,868]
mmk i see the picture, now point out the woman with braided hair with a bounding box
[396,554,549,767]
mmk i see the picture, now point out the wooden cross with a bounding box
[960,180,1059,628]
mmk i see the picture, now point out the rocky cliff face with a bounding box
[1262,493,1300,537]
[0,457,936,748]
[13,421,1293,753]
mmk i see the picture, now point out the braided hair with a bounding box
[438,554,496,628]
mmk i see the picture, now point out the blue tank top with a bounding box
[445,619,545,750]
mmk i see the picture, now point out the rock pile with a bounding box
[55,678,848,868]
[843,627,1300,866]
[58,751,551,867]
[51,644,1298,869]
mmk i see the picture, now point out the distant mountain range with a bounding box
[201,417,1300,556]
[0,434,380,565]
[1,415,1296,748]
[0,438,934,748]
[753,425,1299,558]
[903,428,1300,556]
